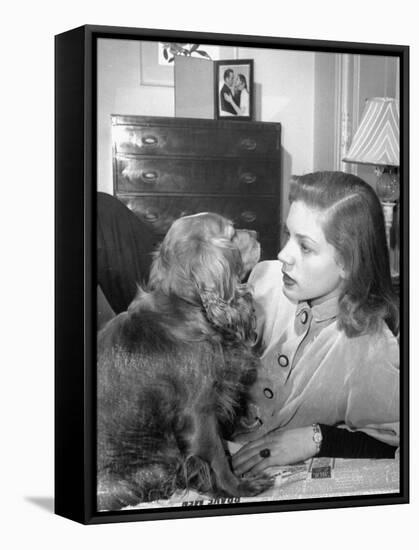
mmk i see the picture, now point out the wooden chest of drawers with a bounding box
[112,115,282,260]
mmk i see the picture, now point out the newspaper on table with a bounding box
[124,445,400,510]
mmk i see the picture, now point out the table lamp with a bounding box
[343,97,400,248]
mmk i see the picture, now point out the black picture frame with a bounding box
[215,58,254,120]
[55,24,409,525]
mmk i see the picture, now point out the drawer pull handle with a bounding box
[240,172,257,184]
[142,135,158,146]
[240,138,257,151]
[144,210,159,222]
[240,211,257,223]
[141,171,158,183]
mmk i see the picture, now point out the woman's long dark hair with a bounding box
[289,171,399,337]
[237,73,248,91]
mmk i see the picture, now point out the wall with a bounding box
[313,52,339,172]
[312,52,400,273]
[238,46,314,216]
[97,39,175,195]
[353,55,400,188]
[313,53,400,188]
[97,39,315,222]
[97,40,398,225]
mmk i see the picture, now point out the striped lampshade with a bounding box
[343,97,399,166]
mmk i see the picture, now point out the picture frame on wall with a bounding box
[55,24,409,525]
[140,41,237,87]
[140,41,175,86]
[215,58,254,120]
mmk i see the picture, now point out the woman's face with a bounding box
[235,78,244,90]
[277,201,345,305]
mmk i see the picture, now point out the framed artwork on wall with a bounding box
[140,41,175,86]
[140,41,237,86]
[55,24,409,525]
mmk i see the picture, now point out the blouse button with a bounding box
[277,354,289,368]
[263,387,274,399]
[301,311,309,324]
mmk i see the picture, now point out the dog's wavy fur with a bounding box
[97,212,271,510]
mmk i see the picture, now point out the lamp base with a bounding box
[375,166,399,254]
[375,167,399,203]
[380,200,395,249]
[381,200,396,226]
[380,200,400,278]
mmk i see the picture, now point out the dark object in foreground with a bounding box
[97,212,272,511]
[97,192,158,314]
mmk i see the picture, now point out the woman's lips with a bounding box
[282,272,296,286]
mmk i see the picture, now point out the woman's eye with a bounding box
[300,242,311,254]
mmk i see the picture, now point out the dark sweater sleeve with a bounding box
[97,192,159,313]
[318,424,397,459]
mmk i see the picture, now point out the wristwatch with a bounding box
[312,424,323,455]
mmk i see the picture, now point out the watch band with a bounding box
[312,423,323,455]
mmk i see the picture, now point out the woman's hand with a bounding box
[224,92,233,104]
[232,426,318,476]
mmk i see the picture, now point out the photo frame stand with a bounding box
[175,55,215,118]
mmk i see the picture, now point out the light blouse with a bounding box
[239,88,249,116]
[238,261,399,447]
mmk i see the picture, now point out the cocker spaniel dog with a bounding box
[97,212,271,511]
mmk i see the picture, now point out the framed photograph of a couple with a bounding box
[55,25,409,525]
[215,59,253,120]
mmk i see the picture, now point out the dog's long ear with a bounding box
[189,238,255,342]
[199,285,255,343]
[148,241,167,290]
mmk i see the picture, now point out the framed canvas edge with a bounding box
[61,23,410,53]
[399,42,410,504]
[55,25,95,524]
[85,493,409,525]
[55,24,410,525]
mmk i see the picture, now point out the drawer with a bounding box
[114,156,280,195]
[112,124,280,158]
[118,195,280,242]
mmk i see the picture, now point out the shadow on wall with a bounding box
[254,82,262,122]
[281,146,293,243]
[255,82,292,244]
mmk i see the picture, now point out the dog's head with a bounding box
[233,229,261,280]
[148,212,259,342]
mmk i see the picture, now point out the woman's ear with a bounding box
[338,261,347,280]
[335,254,347,280]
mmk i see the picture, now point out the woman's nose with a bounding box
[277,241,293,265]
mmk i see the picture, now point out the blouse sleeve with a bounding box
[342,327,400,447]
[318,423,397,458]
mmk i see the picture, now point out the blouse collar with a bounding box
[296,295,340,323]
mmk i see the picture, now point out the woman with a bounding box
[223,73,249,116]
[232,171,399,476]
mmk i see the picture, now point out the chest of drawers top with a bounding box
[111,115,282,259]
[111,115,281,159]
